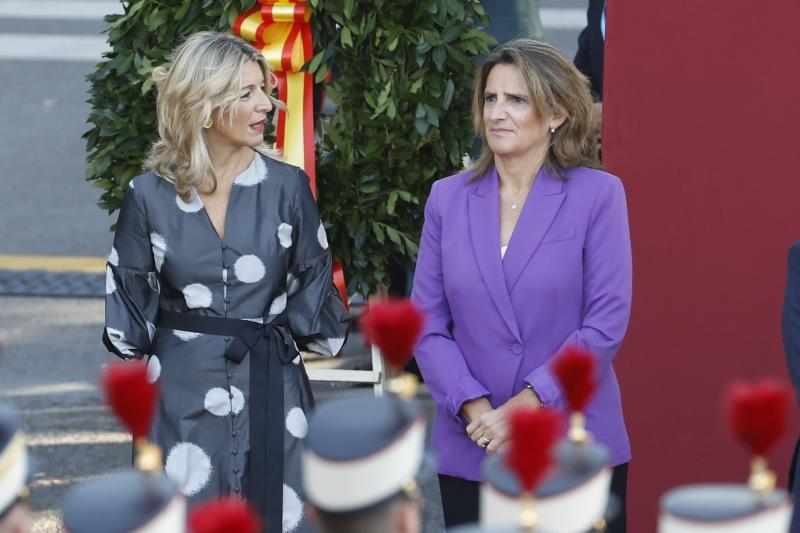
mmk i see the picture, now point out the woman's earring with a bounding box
[549,126,556,133]
[203,118,213,129]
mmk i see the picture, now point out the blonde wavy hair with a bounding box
[471,39,601,180]
[145,31,283,200]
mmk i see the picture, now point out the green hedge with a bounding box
[85,0,493,296]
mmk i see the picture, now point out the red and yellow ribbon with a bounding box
[235,2,349,307]
[234,1,316,193]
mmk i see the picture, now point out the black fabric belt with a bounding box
[159,310,305,532]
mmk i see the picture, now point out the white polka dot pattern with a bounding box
[306,338,345,357]
[106,327,124,341]
[286,273,300,296]
[108,247,119,267]
[146,322,157,341]
[230,386,245,415]
[105,266,116,295]
[173,329,202,341]
[282,484,304,532]
[204,387,233,417]
[165,442,212,497]
[285,407,308,438]
[150,232,167,272]
[203,387,245,416]
[183,283,212,309]
[317,222,329,249]
[327,337,346,356]
[175,188,203,213]
[146,355,161,383]
[234,255,266,283]
[233,155,267,186]
[105,327,135,356]
[269,292,287,315]
[277,223,293,248]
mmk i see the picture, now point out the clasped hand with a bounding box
[461,388,542,453]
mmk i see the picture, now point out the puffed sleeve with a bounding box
[523,175,632,407]
[103,184,161,359]
[412,181,491,421]
[284,170,349,356]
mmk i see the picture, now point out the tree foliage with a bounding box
[309,0,493,294]
[85,0,493,295]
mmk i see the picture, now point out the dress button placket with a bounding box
[222,246,242,492]
[221,246,229,317]
[223,357,239,481]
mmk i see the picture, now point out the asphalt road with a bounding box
[0,2,584,531]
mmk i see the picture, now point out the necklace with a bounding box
[506,190,527,211]
[502,178,535,212]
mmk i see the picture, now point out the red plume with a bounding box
[360,298,425,371]
[188,497,262,533]
[727,379,791,457]
[101,361,157,440]
[505,408,562,492]
[552,345,597,412]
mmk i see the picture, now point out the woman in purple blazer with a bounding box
[411,39,632,530]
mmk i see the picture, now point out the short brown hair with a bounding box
[471,39,600,180]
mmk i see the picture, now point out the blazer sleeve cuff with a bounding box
[524,367,563,409]
[447,377,490,421]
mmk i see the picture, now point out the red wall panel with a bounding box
[603,1,800,530]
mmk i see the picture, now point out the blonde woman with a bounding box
[103,32,348,532]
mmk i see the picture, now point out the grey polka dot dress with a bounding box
[103,153,349,532]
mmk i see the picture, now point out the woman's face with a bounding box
[483,63,554,161]
[208,60,272,150]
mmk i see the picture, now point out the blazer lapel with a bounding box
[503,166,566,291]
[468,168,522,342]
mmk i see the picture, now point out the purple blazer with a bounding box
[411,165,632,480]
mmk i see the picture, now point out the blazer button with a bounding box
[511,343,522,355]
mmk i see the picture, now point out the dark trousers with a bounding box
[788,436,800,532]
[439,462,628,532]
